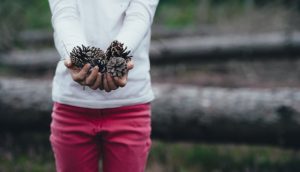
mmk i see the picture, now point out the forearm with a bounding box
[115,0,159,53]
[49,0,87,58]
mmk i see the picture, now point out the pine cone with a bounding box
[106,40,132,61]
[70,45,107,72]
[107,57,127,77]
[69,41,131,77]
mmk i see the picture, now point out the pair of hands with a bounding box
[64,58,134,92]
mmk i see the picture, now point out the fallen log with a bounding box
[18,30,54,47]
[0,78,53,129]
[0,49,59,72]
[151,85,300,147]
[150,32,300,63]
[2,32,300,71]
[1,78,300,147]
[18,27,212,45]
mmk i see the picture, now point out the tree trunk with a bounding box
[151,84,300,147]
[1,78,300,147]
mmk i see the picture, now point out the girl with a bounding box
[48,0,159,171]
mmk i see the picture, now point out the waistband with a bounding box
[53,102,151,117]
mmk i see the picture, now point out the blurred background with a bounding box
[1,0,300,171]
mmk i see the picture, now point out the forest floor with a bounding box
[1,132,300,172]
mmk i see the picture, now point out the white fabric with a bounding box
[48,0,158,109]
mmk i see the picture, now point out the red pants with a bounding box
[50,102,152,172]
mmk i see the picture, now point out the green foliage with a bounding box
[156,4,197,28]
[2,132,300,172]
[155,0,300,30]
[159,0,300,10]
[0,132,55,172]
[155,0,246,28]
[160,0,300,7]
[22,0,51,29]
[159,0,198,5]
[1,0,51,29]
[0,0,24,51]
[1,0,299,50]
[149,142,300,172]
[0,0,51,51]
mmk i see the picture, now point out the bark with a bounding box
[0,49,60,72]
[2,32,300,71]
[151,84,300,147]
[0,78,52,130]
[150,32,300,64]
[1,78,300,147]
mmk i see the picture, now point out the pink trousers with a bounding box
[50,102,152,172]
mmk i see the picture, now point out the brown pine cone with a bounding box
[70,45,107,72]
[106,57,127,77]
[106,40,132,61]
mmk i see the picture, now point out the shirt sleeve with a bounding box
[115,0,159,53]
[48,0,87,58]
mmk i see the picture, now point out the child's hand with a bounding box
[64,58,133,92]
[114,59,134,87]
[99,73,118,92]
[64,58,103,90]
[100,60,134,92]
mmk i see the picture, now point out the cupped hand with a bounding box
[100,59,134,92]
[64,58,103,90]
[64,58,133,92]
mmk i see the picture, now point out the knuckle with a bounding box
[130,63,134,69]
[78,75,86,81]
[109,86,116,90]
[83,63,90,69]
[85,82,92,86]
[119,80,127,87]
[85,78,93,85]
[107,77,112,82]
[72,75,80,81]
[91,83,100,90]
[90,86,98,90]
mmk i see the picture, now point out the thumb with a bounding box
[127,60,134,70]
[64,58,73,68]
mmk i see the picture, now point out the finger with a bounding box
[70,68,82,81]
[90,73,102,90]
[73,63,90,82]
[113,74,128,87]
[98,73,104,90]
[107,74,118,90]
[103,73,111,92]
[85,66,99,86]
[64,58,73,68]
[127,60,134,70]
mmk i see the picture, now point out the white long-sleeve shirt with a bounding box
[48,0,159,109]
